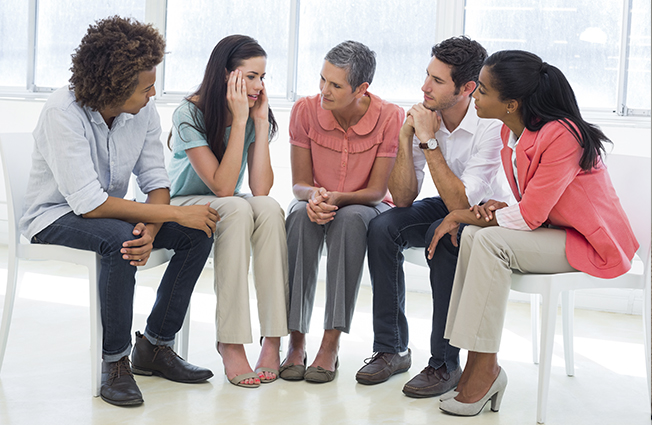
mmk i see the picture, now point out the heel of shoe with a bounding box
[490,389,504,412]
[490,368,507,412]
[131,366,153,376]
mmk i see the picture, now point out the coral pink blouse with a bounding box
[289,92,404,204]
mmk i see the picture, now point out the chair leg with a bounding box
[536,289,560,424]
[0,255,19,373]
[89,256,102,398]
[174,306,191,360]
[644,275,651,402]
[531,294,540,364]
[561,290,575,376]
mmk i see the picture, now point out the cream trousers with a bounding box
[444,225,576,353]
[171,194,289,344]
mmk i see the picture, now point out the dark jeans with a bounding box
[32,212,213,362]
[367,197,464,372]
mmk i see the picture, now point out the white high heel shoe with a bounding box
[439,368,507,416]
[439,389,458,402]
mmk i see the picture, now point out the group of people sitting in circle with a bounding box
[20,15,638,416]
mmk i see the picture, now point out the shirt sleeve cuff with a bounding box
[496,203,531,231]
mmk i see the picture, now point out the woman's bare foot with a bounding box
[255,336,281,381]
[281,331,306,368]
[454,352,499,403]
[217,342,259,386]
[309,329,340,371]
[455,351,476,394]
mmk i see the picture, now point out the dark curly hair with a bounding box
[431,36,487,95]
[69,15,165,111]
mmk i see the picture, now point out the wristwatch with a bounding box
[418,137,439,150]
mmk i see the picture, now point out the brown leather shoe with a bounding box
[402,364,462,398]
[355,350,411,385]
[131,331,213,383]
[100,356,143,407]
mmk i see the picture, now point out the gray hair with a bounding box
[324,40,376,90]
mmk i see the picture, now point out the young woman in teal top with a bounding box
[168,35,288,388]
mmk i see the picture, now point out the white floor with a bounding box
[0,249,649,425]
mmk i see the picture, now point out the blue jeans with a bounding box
[367,197,464,372]
[32,212,213,362]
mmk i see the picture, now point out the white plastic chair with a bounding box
[510,153,651,423]
[0,133,190,397]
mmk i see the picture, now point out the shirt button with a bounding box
[344,148,348,153]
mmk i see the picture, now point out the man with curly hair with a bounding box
[20,16,218,406]
[355,36,510,398]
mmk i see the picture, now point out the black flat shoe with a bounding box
[100,356,143,407]
[131,331,213,383]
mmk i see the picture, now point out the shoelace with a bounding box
[108,357,134,383]
[152,345,183,365]
[363,352,389,365]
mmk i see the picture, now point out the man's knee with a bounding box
[368,210,396,245]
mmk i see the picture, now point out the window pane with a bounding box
[297,0,438,102]
[464,0,622,110]
[165,0,290,97]
[626,0,651,110]
[0,0,29,87]
[34,0,145,89]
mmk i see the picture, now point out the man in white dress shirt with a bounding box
[355,36,510,398]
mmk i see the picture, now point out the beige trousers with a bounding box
[171,194,289,343]
[444,225,576,353]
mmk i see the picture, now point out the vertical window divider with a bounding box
[616,0,633,116]
[287,0,301,102]
[437,0,465,42]
[145,0,168,99]
[27,0,38,91]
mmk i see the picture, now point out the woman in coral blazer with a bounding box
[428,50,638,416]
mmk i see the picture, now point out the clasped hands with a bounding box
[427,200,508,259]
[306,187,340,225]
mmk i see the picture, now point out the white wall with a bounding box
[0,97,649,314]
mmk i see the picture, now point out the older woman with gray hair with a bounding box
[280,40,404,383]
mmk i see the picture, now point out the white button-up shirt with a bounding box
[412,102,510,206]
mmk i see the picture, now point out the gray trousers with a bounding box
[286,200,390,333]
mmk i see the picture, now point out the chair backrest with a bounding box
[604,153,651,265]
[0,133,36,250]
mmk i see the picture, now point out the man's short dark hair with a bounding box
[431,36,487,93]
[69,15,165,111]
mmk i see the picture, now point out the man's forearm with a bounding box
[424,150,469,211]
[82,194,180,224]
[388,134,419,207]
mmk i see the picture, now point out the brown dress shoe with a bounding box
[402,364,462,398]
[355,350,411,385]
[131,331,213,383]
[100,356,143,407]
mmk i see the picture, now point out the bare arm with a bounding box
[410,103,469,211]
[185,70,251,197]
[424,149,470,210]
[427,207,498,259]
[327,156,395,208]
[247,84,273,196]
[82,189,218,237]
[388,117,419,207]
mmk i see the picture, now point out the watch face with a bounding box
[427,138,438,149]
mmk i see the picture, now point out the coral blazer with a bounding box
[501,121,638,278]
